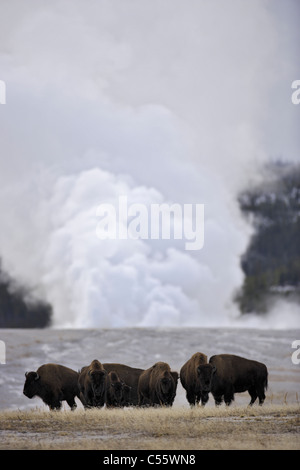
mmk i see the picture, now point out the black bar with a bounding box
[0,450,292,466]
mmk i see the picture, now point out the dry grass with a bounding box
[0,404,299,450]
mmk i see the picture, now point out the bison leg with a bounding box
[248,387,258,406]
[81,394,94,409]
[200,391,209,407]
[77,392,86,408]
[195,392,201,406]
[66,396,77,410]
[44,392,62,410]
[150,391,161,407]
[223,384,234,406]
[213,394,223,406]
[257,388,266,406]
[79,391,89,409]
[49,401,62,411]
[248,396,257,406]
[138,393,146,407]
[224,394,234,406]
[186,390,196,407]
[258,395,265,406]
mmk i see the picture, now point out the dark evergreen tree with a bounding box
[236,162,300,314]
[0,264,52,327]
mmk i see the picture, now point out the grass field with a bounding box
[0,403,299,450]
[1,327,299,451]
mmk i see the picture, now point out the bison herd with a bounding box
[23,353,268,411]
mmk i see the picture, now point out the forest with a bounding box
[0,267,52,327]
[236,161,300,314]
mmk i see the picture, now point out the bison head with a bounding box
[88,369,107,402]
[160,376,172,395]
[157,371,174,403]
[23,371,40,398]
[110,380,123,403]
[121,384,132,406]
[197,364,216,392]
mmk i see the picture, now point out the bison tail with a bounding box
[264,374,268,391]
[262,368,268,391]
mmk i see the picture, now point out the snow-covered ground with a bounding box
[0,327,299,410]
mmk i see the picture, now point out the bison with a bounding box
[121,383,132,407]
[180,352,208,406]
[138,361,178,407]
[106,371,124,408]
[23,363,81,410]
[78,359,107,408]
[197,354,268,406]
[103,363,144,406]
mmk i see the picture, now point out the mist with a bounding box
[0,0,299,328]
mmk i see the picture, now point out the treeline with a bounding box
[0,265,52,327]
[235,161,300,314]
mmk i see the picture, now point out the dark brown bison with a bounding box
[103,363,144,406]
[121,383,132,407]
[106,371,124,408]
[78,359,107,408]
[180,352,208,406]
[197,354,268,406]
[138,362,178,406]
[23,363,81,410]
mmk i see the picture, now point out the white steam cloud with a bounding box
[0,0,299,328]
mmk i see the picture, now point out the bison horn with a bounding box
[35,372,40,381]
[25,371,29,377]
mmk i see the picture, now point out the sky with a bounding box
[0,0,299,328]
